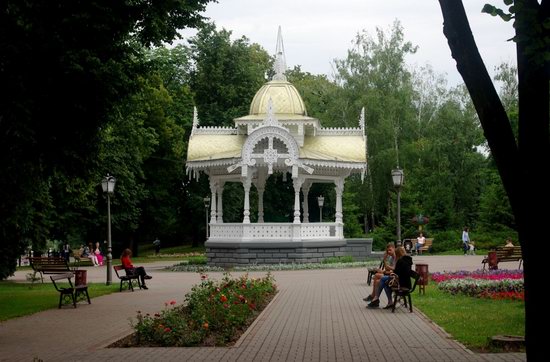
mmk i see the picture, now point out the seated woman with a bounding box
[504,237,514,248]
[87,242,99,266]
[120,248,152,289]
[416,233,426,255]
[368,246,412,309]
[94,242,104,266]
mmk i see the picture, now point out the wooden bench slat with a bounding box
[29,257,71,283]
[482,246,522,270]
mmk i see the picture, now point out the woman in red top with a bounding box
[121,248,152,289]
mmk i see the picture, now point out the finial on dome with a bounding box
[263,98,279,126]
[273,26,287,81]
[191,106,199,136]
[359,107,365,133]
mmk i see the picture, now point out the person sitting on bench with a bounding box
[120,248,152,289]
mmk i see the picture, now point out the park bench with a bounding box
[391,270,421,313]
[73,255,95,267]
[114,265,142,292]
[412,238,433,254]
[482,246,523,270]
[29,257,71,283]
[50,273,90,308]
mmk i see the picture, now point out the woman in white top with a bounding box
[416,233,426,254]
[462,227,470,255]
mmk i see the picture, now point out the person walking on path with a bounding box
[153,238,161,255]
[462,227,470,255]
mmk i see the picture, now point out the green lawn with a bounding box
[0,281,119,322]
[413,284,525,350]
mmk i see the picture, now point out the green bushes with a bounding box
[322,256,354,264]
[369,227,519,253]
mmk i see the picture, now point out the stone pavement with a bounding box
[0,256,525,361]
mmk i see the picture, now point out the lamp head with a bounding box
[203,196,211,208]
[317,195,325,207]
[101,175,116,194]
[391,168,404,188]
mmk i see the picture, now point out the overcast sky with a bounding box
[179,0,516,87]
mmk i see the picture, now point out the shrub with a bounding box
[132,273,277,346]
[322,256,353,264]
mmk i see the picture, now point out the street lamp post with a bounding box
[203,197,211,239]
[391,168,404,245]
[317,195,324,222]
[101,174,116,285]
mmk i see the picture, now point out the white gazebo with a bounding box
[186,29,372,265]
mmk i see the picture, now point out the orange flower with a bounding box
[220,294,228,302]
[203,322,209,329]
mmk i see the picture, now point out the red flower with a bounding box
[220,294,228,302]
[170,300,176,305]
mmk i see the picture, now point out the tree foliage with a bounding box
[0,0,213,279]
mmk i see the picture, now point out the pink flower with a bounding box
[170,300,176,305]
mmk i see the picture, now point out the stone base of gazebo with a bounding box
[205,238,373,267]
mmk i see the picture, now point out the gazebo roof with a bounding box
[186,28,368,179]
[187,134,366,163]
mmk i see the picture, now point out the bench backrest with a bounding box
[30,257,70,272]
[50,272,74,291]
[494,246,522,259]
[113,265,130,279]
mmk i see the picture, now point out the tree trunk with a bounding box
[438,0,548,358]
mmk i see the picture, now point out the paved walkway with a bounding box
[0,256,525,361]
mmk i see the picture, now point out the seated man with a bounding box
[364,243,396,302]
[120,248,152,289]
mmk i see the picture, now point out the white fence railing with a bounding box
[208,222,343,242]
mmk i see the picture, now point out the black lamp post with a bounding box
[391,168,404,244]
[203,196,211,239]
[101,174,116,285]
[317,195,324,222]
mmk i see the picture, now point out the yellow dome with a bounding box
[249,79,307,116]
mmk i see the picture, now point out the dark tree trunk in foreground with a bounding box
[439,0,549,358]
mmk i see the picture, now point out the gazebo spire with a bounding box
[273,26,287,81]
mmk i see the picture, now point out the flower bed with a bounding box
[146,252,205,258]
[169,260,379,272]
[116,273,277,347]
[432,270,524,301]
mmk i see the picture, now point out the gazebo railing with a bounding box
[209,222,343,241]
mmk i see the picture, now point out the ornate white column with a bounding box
[242,177,252,224]
[209,179,217,224]
[301,181,311,223]
[257,187,265,223]
[254,172,267,223]
[334,178,345,224]
[293,177,304,224]
[217,181,225,223]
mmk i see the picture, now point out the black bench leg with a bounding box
[58,293,63,309]
[408,294,413,313]
[120,280,123,292]
[392,293,398,313]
